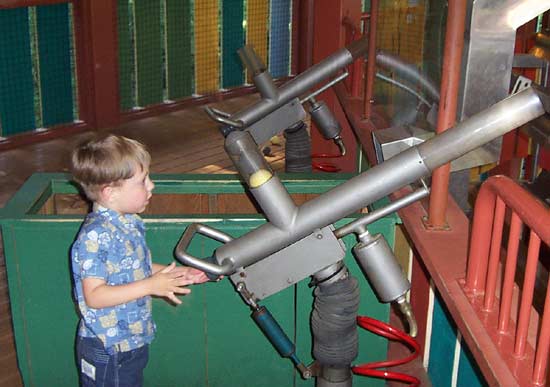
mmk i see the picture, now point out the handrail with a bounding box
[464,175,550,386]
[466,175,550,291]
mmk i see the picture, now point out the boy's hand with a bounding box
[170,265,211,284]
[148,262,194,305]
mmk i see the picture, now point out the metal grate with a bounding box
[0,3,77,137]
[221,0,245,89]
[194,0,220,94]
[116,0,295,111]
[269,0,291,78]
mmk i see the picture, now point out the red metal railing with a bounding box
[464,175,550,385]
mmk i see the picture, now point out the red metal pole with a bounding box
[426,0,467,229]
[533,271,550,384]
[363,0,378,119]
[483,197,505,311]
[514,231,541,357]
[296,0,315,74]
[498,213,521,333]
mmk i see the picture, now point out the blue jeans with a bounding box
[76,336,149,387]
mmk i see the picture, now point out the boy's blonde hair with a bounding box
[71,134,151,202]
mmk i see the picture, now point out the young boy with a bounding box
[70,134,208,386]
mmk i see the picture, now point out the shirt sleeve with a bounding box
[73,223,113,281]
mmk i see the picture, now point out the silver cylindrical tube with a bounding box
[213,87,547,273]
[310,100,342,140]
[254,72,279,101]
[215,147,429,270]
[418,87,546,170]
[250,176,297,229]
[238,45,266,75]
[353,233,410,303]
[232,38,367,126]
[224,131,273,184]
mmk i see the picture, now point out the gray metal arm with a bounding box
[211,86,548,274]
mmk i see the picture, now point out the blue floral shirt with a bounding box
[71,205,155,353]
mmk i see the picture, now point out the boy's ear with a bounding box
[98,184,115,204]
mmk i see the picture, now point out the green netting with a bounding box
[36,3,74,128]
[222,0,244,89]
[117,0,135,111]
[165,0,193,100]
[135,0,163,107]
[0,8,35,136]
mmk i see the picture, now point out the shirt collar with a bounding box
[92,203,143,230]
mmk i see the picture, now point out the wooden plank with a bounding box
[0,316,13,337]
[144,193,210,215]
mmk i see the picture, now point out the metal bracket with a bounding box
[229,226,346,300]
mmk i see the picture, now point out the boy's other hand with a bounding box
[149,262,194,305]
[170,264,211,284]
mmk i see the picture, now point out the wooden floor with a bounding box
[0,93,287,386]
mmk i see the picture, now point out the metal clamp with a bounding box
[174,223,235,275]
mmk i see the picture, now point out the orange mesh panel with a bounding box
[194,0,220,94]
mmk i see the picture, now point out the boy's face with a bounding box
[108,167,154,214]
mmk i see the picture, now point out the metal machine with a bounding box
[174,36,550,386]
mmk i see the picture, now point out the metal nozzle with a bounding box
[334,136,346,156]
[396,295,418,337]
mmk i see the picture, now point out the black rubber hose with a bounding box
[284,121,312,173]
[311,276,360,367]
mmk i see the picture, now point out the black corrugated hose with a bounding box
[284,121,312,173]
[311,275,360,367]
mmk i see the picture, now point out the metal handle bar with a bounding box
[334,180,430,238]
[300,71,349,104]
[204,106,244,128]
[174,223,235,275]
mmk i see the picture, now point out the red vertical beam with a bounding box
[311,0,361,173]
[425,0,467,229]
[363,0,377,119]
[295,0,315,74]
[79,0,120,129]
